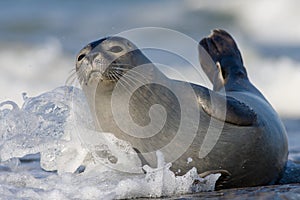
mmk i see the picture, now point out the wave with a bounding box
[185,0,300,45]
[0,39,74,106]
[0,37,299,117]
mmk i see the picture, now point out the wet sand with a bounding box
[171,183,300,200]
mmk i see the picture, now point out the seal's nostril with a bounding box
[77,54,86,62]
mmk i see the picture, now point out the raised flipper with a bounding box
[198,45,224,91]
[198,29,248,92]
[199,29,244,65]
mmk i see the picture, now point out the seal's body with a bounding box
[76,30,288,189]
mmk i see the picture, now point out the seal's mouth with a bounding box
[76,59,134,86]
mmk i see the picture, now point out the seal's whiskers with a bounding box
[116,72,135,90]
[76,66,87,85]
[65,69,78,86]
[116,75,134,95]
[112,66,150,81]
[120,73,156,98]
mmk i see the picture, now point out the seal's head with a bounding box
[76,36,151,87]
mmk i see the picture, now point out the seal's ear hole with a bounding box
[77,54,86,62]
[109,46,123,53]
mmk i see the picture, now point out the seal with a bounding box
[75,30,288,189]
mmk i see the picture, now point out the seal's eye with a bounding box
[109,46,123,53]
[77,54,86,62]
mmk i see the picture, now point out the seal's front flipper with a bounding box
[191,84,257,126]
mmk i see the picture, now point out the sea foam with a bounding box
[0,86,220,199]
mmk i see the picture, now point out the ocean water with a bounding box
[0,0,300,199]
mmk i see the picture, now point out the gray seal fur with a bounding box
[76,30,288,189]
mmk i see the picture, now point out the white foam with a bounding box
[0,86,221,199]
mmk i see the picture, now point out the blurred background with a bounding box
[0,0,299,118]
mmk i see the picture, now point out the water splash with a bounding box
[0,86,220,199]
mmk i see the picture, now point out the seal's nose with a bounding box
[85,53,98,63]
